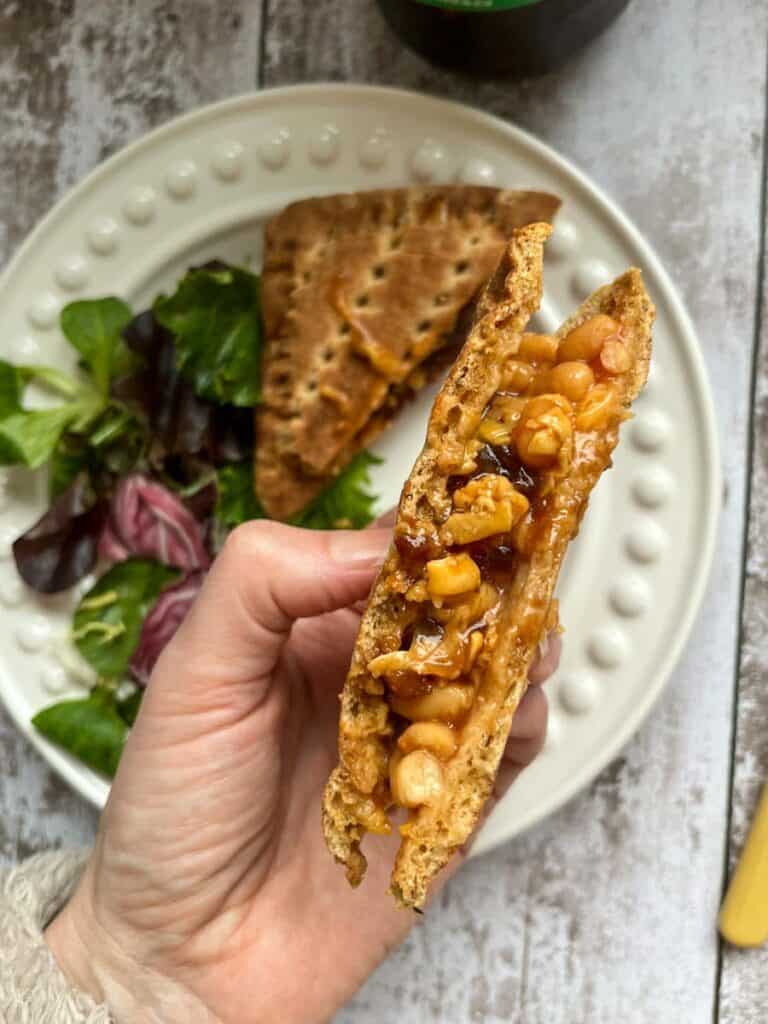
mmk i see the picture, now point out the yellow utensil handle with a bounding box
[719,781,768,947]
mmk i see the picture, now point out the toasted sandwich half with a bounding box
[322,221,654,908]
[256,187,560,520]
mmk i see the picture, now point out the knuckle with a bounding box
[220,519,283,567]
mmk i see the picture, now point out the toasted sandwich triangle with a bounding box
[256,187,560,520]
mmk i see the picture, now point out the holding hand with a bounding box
[47,521,558,1024]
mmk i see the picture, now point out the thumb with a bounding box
[145,521,390,713]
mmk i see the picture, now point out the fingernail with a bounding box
[329,527,391,567]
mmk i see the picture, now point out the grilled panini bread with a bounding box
[322,222,654,908]
[256,186,560,520]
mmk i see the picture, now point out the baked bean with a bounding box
[518,332,558,363]
[502,360,536,392]
[515,394,574,469]
[390,683,475,724]
[397,722,458,761]
[575,382,620,431]
[598,339,631,375]
[535,361,595,401]
[390,750,444,808]
[557,315,619,362]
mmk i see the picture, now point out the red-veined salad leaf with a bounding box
[130,570,204,685]
[12,474,109,593]
[99,474,211,571]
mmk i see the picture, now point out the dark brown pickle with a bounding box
[462,535,517,576]
[386,670,435,699]
[394,528,442,570]
[400,618,442,650]
[447,443,537,496]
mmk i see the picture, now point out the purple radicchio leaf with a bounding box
[12,474,109,594]
[99,474,211,571]
[98,517,130,563]
[130,570,204,686]
[116,310,252,465]
[182,478,217,523]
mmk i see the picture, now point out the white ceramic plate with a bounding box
[0,85,719,854]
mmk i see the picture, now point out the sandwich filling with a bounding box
[362,313,629,821]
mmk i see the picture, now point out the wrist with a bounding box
[45,884,213,1023]
[45,898,106,1005]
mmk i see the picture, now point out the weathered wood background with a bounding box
[1,2,766,1020]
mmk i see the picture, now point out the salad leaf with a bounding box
[21,365,84,400]
[88,405,137,448]
[176,474,217,523]
[13,474,109,593]
[117,687,143,727]
[119,310,253,464]
[215,460,265,528]
[0,359,85,412]
[0,357,104,469]
[0,407,75,468]
[33,686,129,777]
[154,265,262,407]
[0,360,26,417]
[100,474,211,571]
[293,452,382,530]
[60,297,134,395]
[50,436,91,498]
[73,558,179,678]
[48,417,144,501]
[130,570,204,685]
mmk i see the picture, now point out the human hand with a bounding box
[46,521,559,1023]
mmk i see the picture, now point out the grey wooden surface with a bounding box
[1,1,766,1021]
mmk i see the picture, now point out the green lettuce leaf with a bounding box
[0,360,84,410]
[0,358,105,469]
[60,297,134,396]
[22,365,84,400]
[293,452,382,530]
[32,686,129,777]
[215,459,266,528]
[154,265,262,407]
[48,413,145,499]
[117,687,143,727]
[0,407,86,469]
[73,559,179,679]
[0,361,26,417]
[49,436,90,498]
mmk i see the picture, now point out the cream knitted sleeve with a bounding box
[0,850,111,1023]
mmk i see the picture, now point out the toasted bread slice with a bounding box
[256,187,560,520]
[322,223,654,908]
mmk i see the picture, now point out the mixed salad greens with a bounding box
[4,262,380,777]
